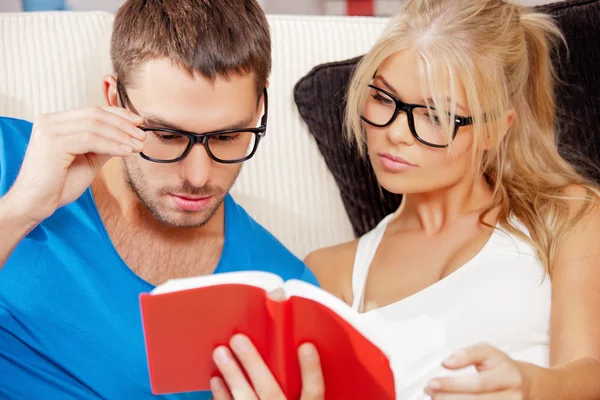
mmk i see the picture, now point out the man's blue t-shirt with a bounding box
[0,117,319,399]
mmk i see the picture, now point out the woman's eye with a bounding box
[372,94,393,105]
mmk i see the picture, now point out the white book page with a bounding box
[281,279,391,354]
[151,271,284,295]
[282,279,361,325]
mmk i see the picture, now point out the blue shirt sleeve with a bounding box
[0,117,33,197]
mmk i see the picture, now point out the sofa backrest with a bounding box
[0,11,390,258]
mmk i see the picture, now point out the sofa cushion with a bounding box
[294,0,600,238]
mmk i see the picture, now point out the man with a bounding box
[0,0,318,398]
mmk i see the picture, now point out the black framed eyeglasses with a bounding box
[360,84,473,148]
[116,82,268,164]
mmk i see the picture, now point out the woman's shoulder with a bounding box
[304,240,359,301]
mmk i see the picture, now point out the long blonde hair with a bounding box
[346,0,599,275]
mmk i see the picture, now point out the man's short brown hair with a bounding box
[111,0,271,94]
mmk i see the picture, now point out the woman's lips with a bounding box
[379,153,416,171]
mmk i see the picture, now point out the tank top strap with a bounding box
[351,214,394,312]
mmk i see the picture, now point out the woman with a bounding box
[209,0,600,398]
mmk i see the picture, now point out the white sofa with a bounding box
[0,11,389,259]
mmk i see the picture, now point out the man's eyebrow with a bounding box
[142,114,256,133]
[374,75,467,112]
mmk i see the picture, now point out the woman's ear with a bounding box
[102,75,119,107]
[505,109,516,134]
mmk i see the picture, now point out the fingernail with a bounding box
[268,288,286,302]
[444,350,465,366]
[120,145,133,153]
[299,343,317,361]
[210,377,223,393]
[213,347,230,365]
[426,380,441,391]
[134,129,146,140]
[131,139,143,149]
[230,335,250,353]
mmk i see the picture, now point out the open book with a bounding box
[139,271,396,399]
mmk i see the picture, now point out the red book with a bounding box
[140,271,396,399]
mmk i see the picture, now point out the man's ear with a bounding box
[255,80,269,124]
[103,75,119,107]
[482,109,515,150]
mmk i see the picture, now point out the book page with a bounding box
[151,271,284,295]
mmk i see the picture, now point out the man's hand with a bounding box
[7,106,145,223]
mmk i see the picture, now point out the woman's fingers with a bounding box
[229,334,286,399]
[212,345,258,400]
[213,337,324,400]
[210,376,233,400]
[298,343,325,400]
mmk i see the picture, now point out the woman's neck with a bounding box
[396,175,496,235]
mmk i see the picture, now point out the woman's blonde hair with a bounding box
[346,0,599,275]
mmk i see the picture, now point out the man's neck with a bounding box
[90,158,226,284]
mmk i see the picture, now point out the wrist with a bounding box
[520,361,553,400]
[0,191,44,234]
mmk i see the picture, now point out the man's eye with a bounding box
[211,134,239,142]
[153,132,184,142]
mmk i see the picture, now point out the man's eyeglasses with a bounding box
[360,84,473,148]
[116,82,268,164]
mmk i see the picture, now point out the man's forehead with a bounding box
[132,58,259,93]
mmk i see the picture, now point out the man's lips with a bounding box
[169,194,212,211]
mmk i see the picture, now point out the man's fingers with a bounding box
[212,346,258,400]
[98,105,145,124]
[210,377,233,400]
[229,334,285,400]
[50,118,145,151]
[299,343,325,400]
[40,107,145,142]
[62,133,135,158]
[39,106,143,128]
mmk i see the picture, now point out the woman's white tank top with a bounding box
[351,214,551,399]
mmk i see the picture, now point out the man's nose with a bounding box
[179,143,212,188]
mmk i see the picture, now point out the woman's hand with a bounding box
[424,343,541,400]
[211,334,325,400]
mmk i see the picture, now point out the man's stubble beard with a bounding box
[122,158,241,229]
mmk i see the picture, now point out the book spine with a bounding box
[266,295,293,397]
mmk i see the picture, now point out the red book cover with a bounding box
[139,272,395,399]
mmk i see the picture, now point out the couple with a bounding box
[0,0,599,399]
